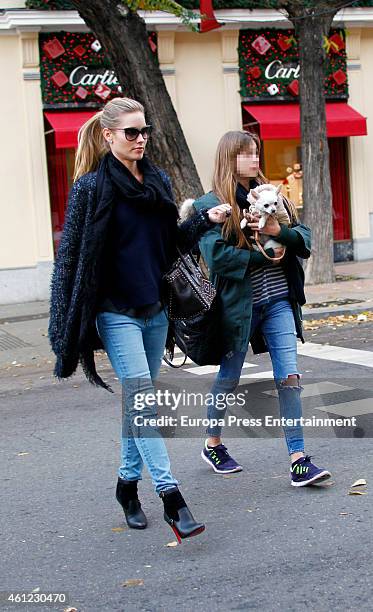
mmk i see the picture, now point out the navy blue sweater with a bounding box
[99,198,177,309]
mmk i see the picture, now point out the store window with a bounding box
[262,139,303,209]
[262,136,351,241]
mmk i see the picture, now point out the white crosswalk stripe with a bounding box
[168,342,373,378]
[184,362,257,376]
[314,399,373,418]
[263,381,353,397]
[297,342,373,368]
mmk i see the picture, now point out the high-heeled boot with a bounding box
[116,478,147,529]
[160,486,205,543]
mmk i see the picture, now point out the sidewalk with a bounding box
[303,259,373,318]
[0,259,372,369]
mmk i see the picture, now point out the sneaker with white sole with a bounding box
[290,455,331,487]
[201,439,242,474]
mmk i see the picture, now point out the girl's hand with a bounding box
[245,212,281,236]
[208,204,232,224]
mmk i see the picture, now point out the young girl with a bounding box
[48,97,231,541]
[192,130,331,486]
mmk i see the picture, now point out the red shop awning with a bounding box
[44,111,96,148]
[242,102,367,140]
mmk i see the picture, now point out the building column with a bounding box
[346,28,373,260]
[18,29,53,265]
[157,30,179,110]
[220,30,242,132]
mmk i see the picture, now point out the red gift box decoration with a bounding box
[328,33,345,54]
[287,79,299,97]
[248,66,262,79]
[95,83,111,100]
[75,86,89,100]
[73,45,86,58]
[43,38,65,60]
[51,71,69,88]
[277,35,292,52]
[332,69,347,85]
[252,35,271,55]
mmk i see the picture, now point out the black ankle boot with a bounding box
[116,478,147,529]
[160,487,205,543]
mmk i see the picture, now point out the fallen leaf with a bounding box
[166,541,178,547]
[348,490,367,495]
[351,478,367,488]
[121,579,144,587]
[111,527,125,532]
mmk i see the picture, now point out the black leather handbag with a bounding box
[163,271,224,368]
[173,298,224,366]
[163,249,216,321]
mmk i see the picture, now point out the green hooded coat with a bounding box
[193,192,311,356]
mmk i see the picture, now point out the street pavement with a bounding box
[1,259,373,612]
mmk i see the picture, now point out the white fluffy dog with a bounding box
[241,183,290,252]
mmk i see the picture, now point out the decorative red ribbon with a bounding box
[199,0,221,33]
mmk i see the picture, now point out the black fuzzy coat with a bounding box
[48,171,212,393]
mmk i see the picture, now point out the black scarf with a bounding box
[96,151,178,220]
[236,179,259,211]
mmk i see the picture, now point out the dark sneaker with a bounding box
[201,439,242,474]
[290,455,331,487]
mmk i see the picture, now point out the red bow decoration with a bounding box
[199,0,221,33]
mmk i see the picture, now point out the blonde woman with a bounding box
[193,131,331,486]
[48,97,230,541]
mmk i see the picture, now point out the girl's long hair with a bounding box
[212,130,298,249]
[73,97,145,181]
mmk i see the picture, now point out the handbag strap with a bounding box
[175,247,200,274]
[161,296,188,368]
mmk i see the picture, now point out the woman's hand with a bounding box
[245,212,281,237]
[207,204,232,224]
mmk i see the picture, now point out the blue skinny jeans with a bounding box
[96,309,178,494]
[206,298,304,455]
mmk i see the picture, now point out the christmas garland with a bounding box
[40,31,157,107]
[239,28,348,101]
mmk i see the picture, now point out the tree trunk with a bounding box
[292,11,336,284]
[71,1,203,203]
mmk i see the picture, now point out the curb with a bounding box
[302,305,373,320]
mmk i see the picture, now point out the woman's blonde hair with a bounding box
[73,97,145,181]
[212,130,298,249]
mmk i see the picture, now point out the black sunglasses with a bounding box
[112,125,152,142]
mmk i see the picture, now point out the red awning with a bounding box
[44,111,96,148]
[242,102,367,140]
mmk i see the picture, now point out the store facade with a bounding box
[238,27,367,261]
[0,4,373,303]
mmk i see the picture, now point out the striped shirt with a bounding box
[250,262,289,306]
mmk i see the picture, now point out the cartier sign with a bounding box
[69,65,119,87]
[264,60,300,80]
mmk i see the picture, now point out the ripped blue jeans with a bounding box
[206,298,304,455]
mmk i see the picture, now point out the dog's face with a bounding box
[252,193,278,216]
[248,184,281,216]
